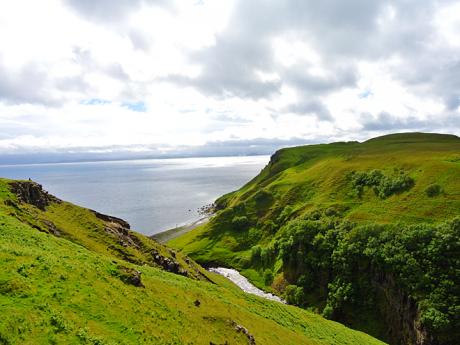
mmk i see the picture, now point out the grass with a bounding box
[0,178,386,344]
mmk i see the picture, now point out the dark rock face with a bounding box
[375,273,431,345]
[10,181,61,210]
[150,248,189,277]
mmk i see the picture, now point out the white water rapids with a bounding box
[209,267,285,303]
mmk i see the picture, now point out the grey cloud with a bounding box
[163,0,383,101]
[63,0,170,23]
[128,30,151,52]
[167,30,281,99]
[0,62,59,106]
[0,137,317,164]
[284,64,357,95]
[285,100,333,121]
[361,112,431,131]
[166,0,460,118]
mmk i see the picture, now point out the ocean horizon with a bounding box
[0,155,270,235]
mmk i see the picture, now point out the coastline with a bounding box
[151,217,209,243]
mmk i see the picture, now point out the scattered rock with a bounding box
[198,203,215,216]
[231,321,256,345]
[113,265,144,287]
[42,220,61,236]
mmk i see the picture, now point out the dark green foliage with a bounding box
[274,215,460,344]
[231,215,250,230]
[284,285,305,305]
[349,169,415,198]
[253,189,274,209]
[425,184,442,197]
[263,269,274,285]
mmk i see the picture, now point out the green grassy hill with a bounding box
[0,178,385,344]
[169,133,460,345]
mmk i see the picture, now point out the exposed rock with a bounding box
[92,210,130,229]
[113,265,144,287]
[9,181,61,210]
[92,209,142,250]
[42,220,61,236]
[151,249,183,275]
[231,321,256,345]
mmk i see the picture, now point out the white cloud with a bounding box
[0,0,458,160]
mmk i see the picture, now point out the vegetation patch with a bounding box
[349,169,415,199]
[425,184,443,197]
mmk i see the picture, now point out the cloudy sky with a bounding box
[0,0,459,162]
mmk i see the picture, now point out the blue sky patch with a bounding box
[80,98,111,106]
[122,101,147,112]
[359,90,374,99]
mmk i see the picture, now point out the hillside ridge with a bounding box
[170,132,460,345]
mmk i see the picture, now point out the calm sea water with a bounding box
[0,156,269,235]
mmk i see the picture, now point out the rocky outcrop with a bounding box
[93,210,131,230]
[92,209,141,249]
[150,248,189,277]
[9,180,61,210]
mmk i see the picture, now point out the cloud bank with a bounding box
[0,0,459,162]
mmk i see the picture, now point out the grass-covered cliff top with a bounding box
[170,132,460,263]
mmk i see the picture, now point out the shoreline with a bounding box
[151,216,209,243]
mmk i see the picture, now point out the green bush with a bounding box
[284,285,304,305]
[250,245,262,262]
[263,269,274,285]
[349,169,415,199]
[231,215,250,230]
[425,184,442,197]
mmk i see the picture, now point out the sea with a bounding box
[0,156,269,235]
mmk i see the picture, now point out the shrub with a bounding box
[350,169,415,199]
[231,215,250,230]
[425,184,442,197]
[284,285,304,306]
[250,245,262,262]
[263,269,274,285]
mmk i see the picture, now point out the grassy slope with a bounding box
[0,179,385,344]
[169,132,460,282]
[0,178,208,281]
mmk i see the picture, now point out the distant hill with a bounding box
[0,178,384,344]
[170,132,460,345]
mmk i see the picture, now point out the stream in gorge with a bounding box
[209,267,285,303]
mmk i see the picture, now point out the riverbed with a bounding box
[209,267,285,303]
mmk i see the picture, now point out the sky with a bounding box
[0,0,459,163]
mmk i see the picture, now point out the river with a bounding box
[209,267,285,303]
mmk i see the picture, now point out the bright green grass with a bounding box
[169,133,460,277]
[0,207,385,344]
[0,177,208,281]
